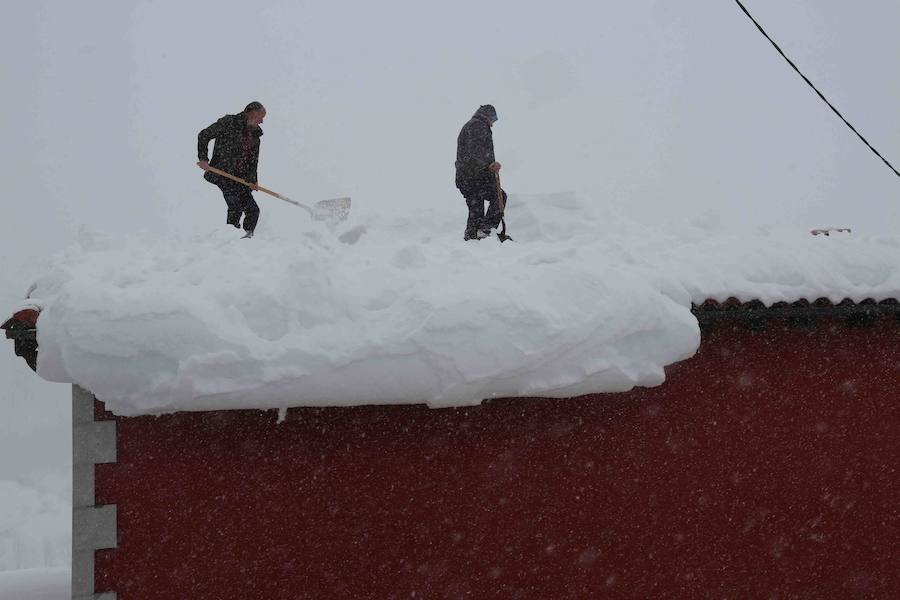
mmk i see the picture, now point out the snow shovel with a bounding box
[204,165,351,222]
[494,171,513,243]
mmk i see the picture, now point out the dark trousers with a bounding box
[462,184,506,239]
[217,181,259,233]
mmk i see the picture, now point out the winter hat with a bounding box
[474,104,498,123]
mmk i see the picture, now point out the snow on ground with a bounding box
[0,474,69,572]
[15,193,900,416]
[0,568,69,599]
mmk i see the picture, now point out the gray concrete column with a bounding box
[72,385,117,600]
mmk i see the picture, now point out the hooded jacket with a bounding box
[198,112,263,185]
[455,105,497,194]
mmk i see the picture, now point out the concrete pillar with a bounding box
[72,385,117,600]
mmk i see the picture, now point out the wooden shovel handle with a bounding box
[200,166,342,217]
[203,165,308,211]
[204,166,272,197]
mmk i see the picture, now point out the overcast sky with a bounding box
[1,0,898,479]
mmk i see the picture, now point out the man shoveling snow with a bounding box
[197,101,266,239]
[455,104,508,241]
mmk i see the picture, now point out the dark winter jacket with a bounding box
[455,106,497,194]
[198,113,263,185]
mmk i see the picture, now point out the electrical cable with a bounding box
[734,0,900,179]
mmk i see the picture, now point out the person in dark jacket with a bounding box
[455,104,506,241]
[197,102,266,237]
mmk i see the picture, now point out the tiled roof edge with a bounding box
[692,297,900,325]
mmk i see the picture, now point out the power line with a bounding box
[734,0,900,179]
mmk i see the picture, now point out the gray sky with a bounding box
[1,0,898,478]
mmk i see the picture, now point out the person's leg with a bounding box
[241,191,260,234]
[219,182,242,228]
[471,185,500,235]
[483,188,506,231]
[463,193,485,240]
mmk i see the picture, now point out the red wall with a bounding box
[94,316,900,599]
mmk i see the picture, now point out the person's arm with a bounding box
[197,116,228,166]
[470,122,497,172]
[246,141,260,186]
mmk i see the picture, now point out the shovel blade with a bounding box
[312,196,351,222]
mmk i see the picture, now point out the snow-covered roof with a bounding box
[6,193,900,416]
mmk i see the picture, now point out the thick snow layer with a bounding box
[0,568,69,599]
[19,193,900,415]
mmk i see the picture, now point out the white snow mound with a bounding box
[20,193,900,415]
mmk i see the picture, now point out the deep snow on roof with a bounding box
[15,193,900,415]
